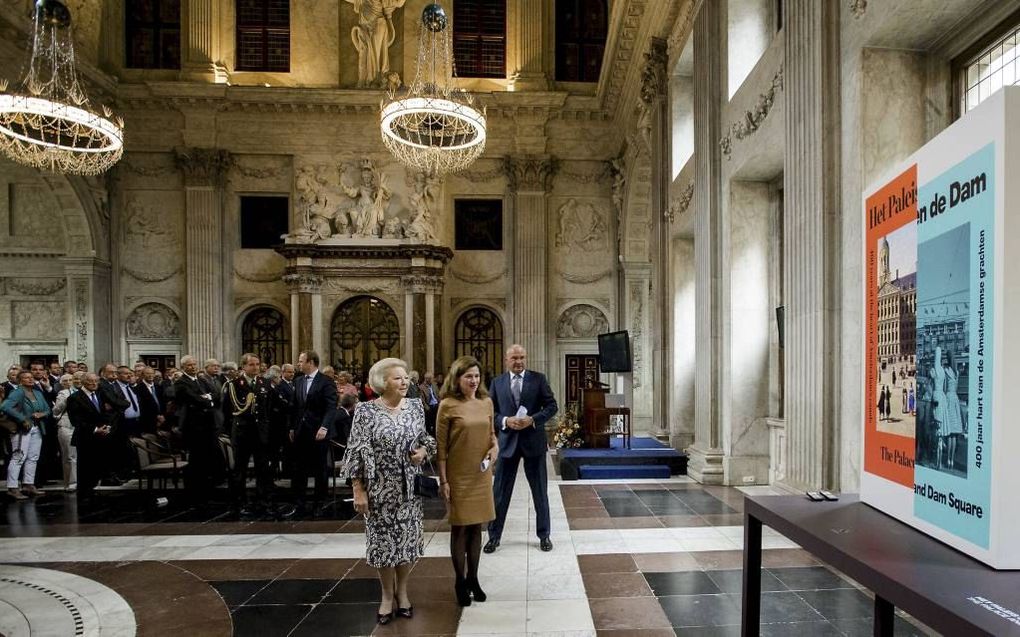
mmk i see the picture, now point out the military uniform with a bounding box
[223,375,277,513]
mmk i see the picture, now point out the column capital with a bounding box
[174,147,232,187]
[283,272,324,294]
[640,37,669,105]
[503,155,559,193]
[400,274,443,295]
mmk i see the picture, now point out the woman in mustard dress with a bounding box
[437,356,499,606]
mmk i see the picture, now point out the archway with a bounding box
[453,307,504,386]
[330,295,400,379]
[241,306,290,366]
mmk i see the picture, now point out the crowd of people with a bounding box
[1,344,561,625]
[0,354,447,516]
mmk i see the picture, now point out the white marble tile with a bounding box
[154,534,228,547]
[476,574,528,602]
[526,573,586,600]
[677,537,741,552]
[457,600,528,634]
[526,599,595,633]
[177,545,261,561]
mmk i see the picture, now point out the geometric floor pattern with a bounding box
[0,456,936,636]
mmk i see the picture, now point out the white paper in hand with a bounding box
[515,405,529,418]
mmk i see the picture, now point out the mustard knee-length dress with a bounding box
[436,396,497,526]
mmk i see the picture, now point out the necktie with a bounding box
[511,374,522,406]
[302,376,312,402]
[91,392,99,411]
[122,384,137,411]
[150,384,159,410]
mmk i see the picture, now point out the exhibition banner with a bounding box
[861,87,1013,568]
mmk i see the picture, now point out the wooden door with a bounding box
[565,354,601,406]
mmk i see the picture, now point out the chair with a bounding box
[130,437,188,490]
[329,440,349,504]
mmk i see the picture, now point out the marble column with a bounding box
[622,263,653,433]
[641,37,671,439]
[507,0,548,90]
[283,272,324,356]
[504,157,558,374]
[688,0,726,484]
[175,148,231,362]
[402,274,443,375]
[782,0,841,491]
[183,0,226,82]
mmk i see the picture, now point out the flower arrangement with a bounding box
[552,403,584,449]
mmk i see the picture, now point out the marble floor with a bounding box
[0,459,935,636]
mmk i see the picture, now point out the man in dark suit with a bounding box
[66,373,116,503]
[199,359,225,435]
[175,355,223,504]
[485,344,559,553]
[134,366,165,435]
[284,350,337,518]
[335,393,357,448]
[3,366,20,395]
[271,364,296,478]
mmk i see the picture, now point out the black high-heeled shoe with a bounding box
[377,610,394,625]
[467,576,487,602]
[454,577,472,607]
[396,606,413,618]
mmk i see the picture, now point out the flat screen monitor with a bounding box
[598,330,632,373]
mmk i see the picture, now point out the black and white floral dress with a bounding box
[340,398,437,568]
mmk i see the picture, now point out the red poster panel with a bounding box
[864,165,918,487]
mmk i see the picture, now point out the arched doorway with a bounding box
[330,296,400,379]
[454,307,504,387]
[241,307,290,366]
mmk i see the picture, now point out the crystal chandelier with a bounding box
[380,3,485,175]
[0,0,124,175]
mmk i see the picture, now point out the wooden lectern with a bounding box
[581,386,631,449]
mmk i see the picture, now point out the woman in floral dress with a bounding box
[341,357,436,625]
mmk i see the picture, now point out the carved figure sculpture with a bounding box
[344,0,406,88]
[404,170,439,243]
[341,161,391,237]
[381,216,403,238]
[556,199,608,252]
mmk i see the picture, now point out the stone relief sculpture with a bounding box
[291,159,441,244]
[13,302,66,340]
[555,199,608,253]
[557,304,610,339]
[344,0,406,88]
[125,303,181,340]
[122,200,182,282]
[404,170,439,243]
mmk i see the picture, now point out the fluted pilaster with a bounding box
[643,37,671,438]
[184,0,225,81]
[688,1,725,483]
[176,148,231,361]
[505,156,558,373]
[508,0,547,89]
[782,0,841,490]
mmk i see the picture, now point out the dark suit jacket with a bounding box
[97,379,129,429]
[173,375,216,435]
[489,370,558,458]
[134,382,164,432]
[67,389,115,447]
[291,372,338,440]
[334,408,353,447]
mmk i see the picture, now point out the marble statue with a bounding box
[404,170,439,243]
[341,160,391,237]
[294,166,335,241]
[344,0,406,88]
[381,216,404,238]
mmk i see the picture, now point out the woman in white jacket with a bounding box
[50,373,80,491]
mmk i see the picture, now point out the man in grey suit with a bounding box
[485,344,559,553]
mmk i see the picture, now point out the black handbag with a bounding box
[413,472,440,498]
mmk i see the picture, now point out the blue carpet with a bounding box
[580,464,671,479]
[562,437,684,459]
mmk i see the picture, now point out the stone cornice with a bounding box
[173,147,233,186]
[503,156,560,193]
[275,243,454,264]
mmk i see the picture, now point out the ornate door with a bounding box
[330,296,400,380]
[453,307,504,387]
[241,307,290,366]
